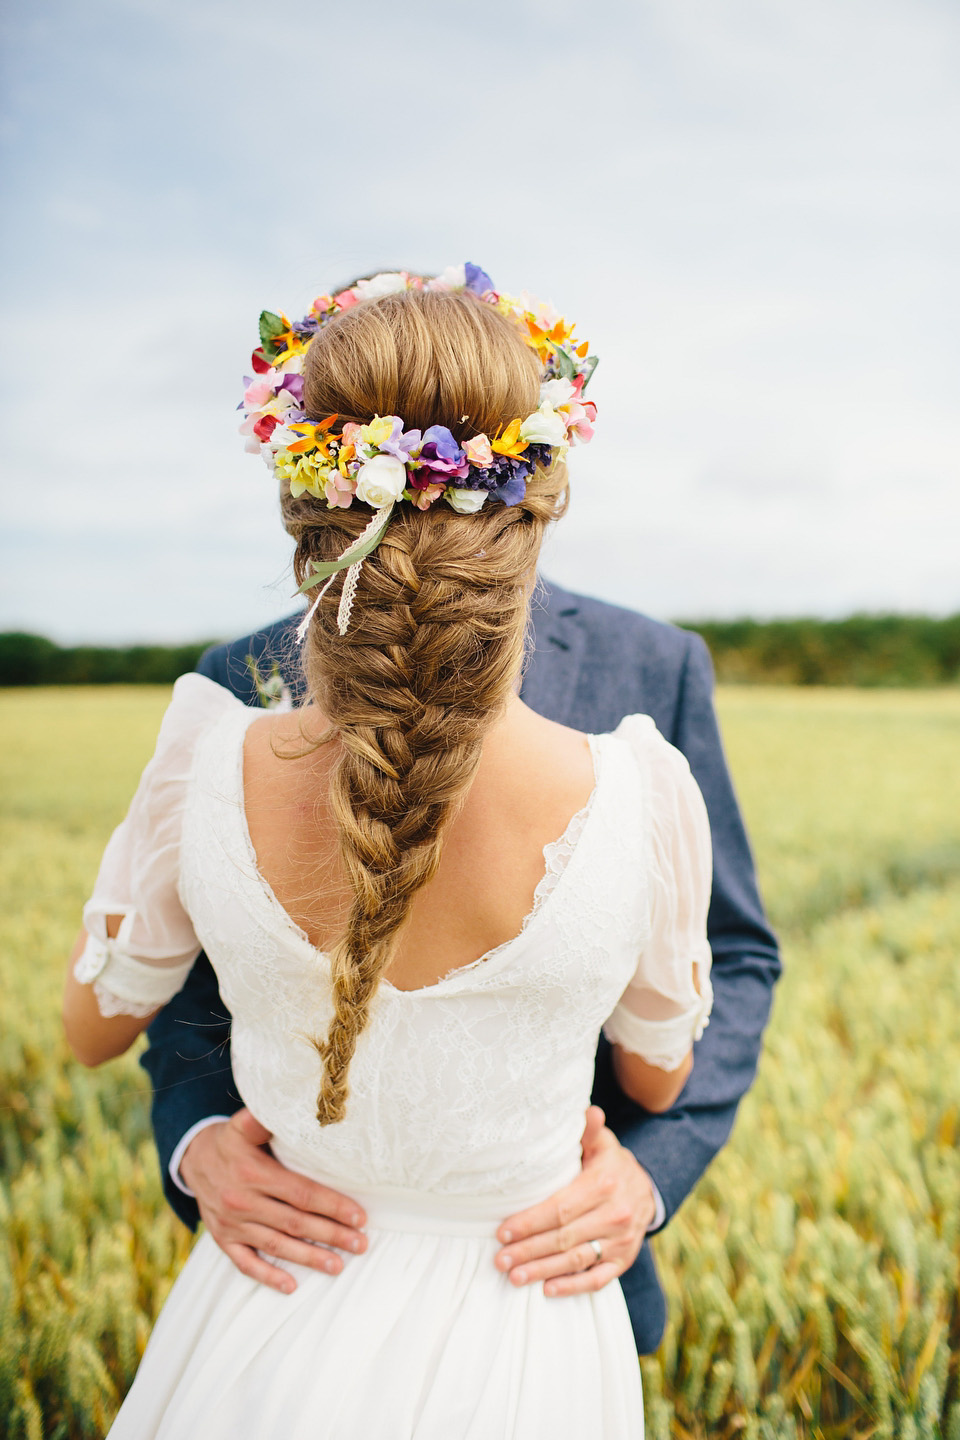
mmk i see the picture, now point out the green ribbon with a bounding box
[296,513,392,594]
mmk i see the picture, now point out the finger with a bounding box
[245,1225,344,1275]
[506,1243,627,1288]
[228,1147,368,1230]
[269,1170,367,1230]
[579,1105,606,1151]
[223,1242,298,1295]
[497,1171,615,1245]
[231,1107,273,1147]
[257,1199,367,1254]
[497,1205,618,1269]
[544,1261,623,1297]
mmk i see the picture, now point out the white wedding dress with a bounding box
[79,675,713,1440]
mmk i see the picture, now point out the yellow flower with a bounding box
[273,450,295,483]
[280,452,332,499]
[491,417,528,460]
[270,313,309,365]
[359,416,394,448]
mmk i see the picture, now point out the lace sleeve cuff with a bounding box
[602,972,713,1072]
[74,933,197,1019]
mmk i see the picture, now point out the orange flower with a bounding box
[287,414,338,459]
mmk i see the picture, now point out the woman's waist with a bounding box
[270,1139,578,1237]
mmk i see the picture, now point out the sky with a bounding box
[1,0,958,643]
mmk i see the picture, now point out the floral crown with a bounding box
[239,263,597,637]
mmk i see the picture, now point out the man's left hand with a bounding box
[495,1107,656,1296]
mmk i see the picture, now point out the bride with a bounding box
[63,265,713,1438]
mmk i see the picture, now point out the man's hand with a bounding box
[180,1109,368,1295]
[494,1107,656,1296]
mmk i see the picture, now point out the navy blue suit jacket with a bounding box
[141,578,780,1355]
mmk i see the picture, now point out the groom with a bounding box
[142,577,780,1355]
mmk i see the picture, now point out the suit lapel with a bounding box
[521,578,586,726]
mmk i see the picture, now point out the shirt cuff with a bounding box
[169,1115,230,1197]
[74,931,198,1016]
[647,1182,666,1233]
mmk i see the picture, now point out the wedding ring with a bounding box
[588,1239,603,1266]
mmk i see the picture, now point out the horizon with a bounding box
[5,603,959,652]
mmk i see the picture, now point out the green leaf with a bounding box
[258,310,286,362]
[550,343,578,381]
[580,354,599,390]
[259,311,284,344]
[296,515,391,592]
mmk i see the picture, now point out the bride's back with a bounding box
[177,678,653,1206]
[242,697,597,993]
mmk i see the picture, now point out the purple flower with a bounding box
[465,262,495,297]
[415,425,468,481]
[492,470,528,507]
[376,418,421,464]
[277,373,304,403]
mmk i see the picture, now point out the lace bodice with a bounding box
[80,676,713,1206]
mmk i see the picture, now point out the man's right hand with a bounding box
[179,1108,368,1294]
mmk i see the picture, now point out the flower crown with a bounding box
[240,263,597,515]
[239,263,597,636]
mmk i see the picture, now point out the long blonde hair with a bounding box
[279,287,569,1125]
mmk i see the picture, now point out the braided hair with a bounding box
[279,287,569,1125]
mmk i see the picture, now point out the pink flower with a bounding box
[243,376,276,410]
[408,482,445,510]
[334,288,360,311]
[568,399,597,443]
[341,422,363,449]
[464,434,494,468]
[324,471,356,508]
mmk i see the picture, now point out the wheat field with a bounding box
[1,685,958,1439]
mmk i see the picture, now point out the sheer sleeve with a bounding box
[75,674,238,1018]
[602,715,714,1071]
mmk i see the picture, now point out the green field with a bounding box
[2,686,959,1439]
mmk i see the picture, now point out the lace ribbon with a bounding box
[295,503,394,641]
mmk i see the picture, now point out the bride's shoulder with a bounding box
[604,712,703,799]
[150,674,251,771]
[163,672,248,731]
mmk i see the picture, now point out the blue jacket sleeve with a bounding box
[139,952,242,1229]
[592,633,781,1224]
[138,643,245,1229]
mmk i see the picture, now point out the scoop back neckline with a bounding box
[221,702,609,997]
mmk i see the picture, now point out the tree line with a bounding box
[0,633,214,687]
[1,613,959,687]
[683,613,960,686]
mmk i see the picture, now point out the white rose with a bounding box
[354,454,408,507]
[519,402,567,447]
[445,487,488,514]
[432,264,466,291]
[355,272,410,300]
[539,377,576,409]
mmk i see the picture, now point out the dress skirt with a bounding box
[107,1182,645,1439]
